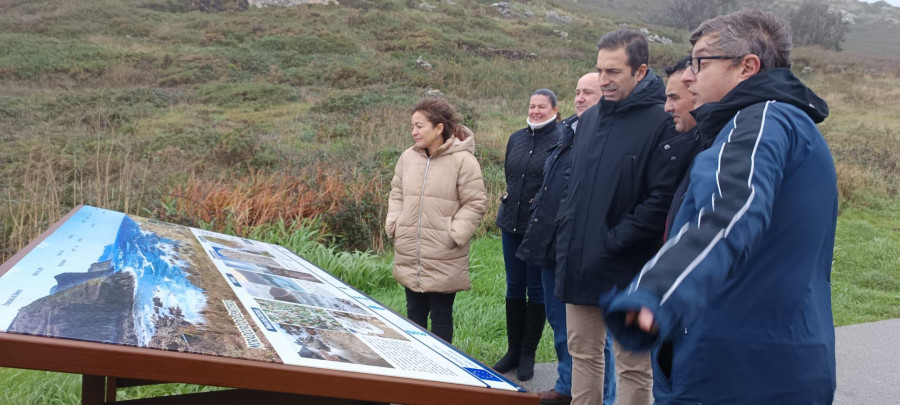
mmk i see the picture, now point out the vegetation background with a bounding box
[0,0,898,402]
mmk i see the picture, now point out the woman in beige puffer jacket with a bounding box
[385,98,487,343]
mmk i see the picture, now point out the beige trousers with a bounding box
[566,303,652,405]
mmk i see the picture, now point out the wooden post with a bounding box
[82,375,106,405]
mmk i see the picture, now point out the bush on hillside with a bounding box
[197,82,296,108]
[151,0,248,13]
[0,34,127,80]
[654,0,739,30]
[320,189,388,252]
[256,34,358,55]
[310,91,393,114]
[789,0,849,52]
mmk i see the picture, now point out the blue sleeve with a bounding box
[604,101,790,350]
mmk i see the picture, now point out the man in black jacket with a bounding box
[554,30,689,405]
[661,55,707,240]
[664,55,697,136]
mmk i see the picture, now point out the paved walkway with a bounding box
[503,318,900,404]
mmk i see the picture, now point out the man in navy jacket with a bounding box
[605,10,838,404]
[554,30,689,405]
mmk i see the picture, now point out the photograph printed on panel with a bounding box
[280,324,393,368]
[257,298,346,332]
[0,207,281,363]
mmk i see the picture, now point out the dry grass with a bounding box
[1,133,151,261]
[161,166,344,235]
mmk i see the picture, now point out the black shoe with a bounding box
[492,298,526,373]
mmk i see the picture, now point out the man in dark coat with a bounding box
[661,55,709,239]
[605,10,838,405]
[554,30,691,405]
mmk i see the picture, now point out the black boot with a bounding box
[517,301,546,381]
[492,298,527,373]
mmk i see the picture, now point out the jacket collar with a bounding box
[413,125,476,158]
[528,121,560,137]
[597,68,666,117]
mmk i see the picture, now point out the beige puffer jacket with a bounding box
[385,128,487,293]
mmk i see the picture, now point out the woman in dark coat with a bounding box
[493,89,561,381]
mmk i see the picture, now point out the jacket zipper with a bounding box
[415,157,432,290]
[513,129,535,232]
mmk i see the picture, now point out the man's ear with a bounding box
[635,64,648,81]
[740,54,762,79]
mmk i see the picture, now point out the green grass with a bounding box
[0,368,224,403]
[831,198,900,326]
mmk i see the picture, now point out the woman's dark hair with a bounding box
[531,88,558,108]
[531,88,560,121]
[413,98,466,141]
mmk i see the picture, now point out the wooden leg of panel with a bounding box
[81,375,106,405]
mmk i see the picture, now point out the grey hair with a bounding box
[531,88,558,108]
[690,9,792,72]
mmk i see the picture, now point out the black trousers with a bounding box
[404,288,457,343]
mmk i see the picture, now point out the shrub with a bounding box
[0,34,127,80]
[789,0,849,51]
[657,0,738,30]
[255,34,358,55]
[158,54,225,86]
[310,91,391,114]
[326,65,376,89]
[320,188,388,252]
[215,128,262,166]
[835,161,875,207]
[160,166,350,235]
[282,66,321,86]
[184,0,249,13]
[144,125,220,158]
[196,82,296,108]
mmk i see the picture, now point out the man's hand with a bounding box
[624,307,658,334]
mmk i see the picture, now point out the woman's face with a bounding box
[528,94,557,123]
[411,111,444,152]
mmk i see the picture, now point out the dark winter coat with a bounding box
[554,69,690,305]
[606,68,837,404]
[495,123,561,234]
[661,127,709,239]
[515,114,579,269]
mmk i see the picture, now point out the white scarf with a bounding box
[527,114,558,131]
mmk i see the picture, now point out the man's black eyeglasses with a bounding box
[688,55,746,74]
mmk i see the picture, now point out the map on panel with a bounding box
[0,206,519,391]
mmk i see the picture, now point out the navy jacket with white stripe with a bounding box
[605,68,838,404]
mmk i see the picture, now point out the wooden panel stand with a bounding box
[1,206,538,405]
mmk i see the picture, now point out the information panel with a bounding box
[0,206,518,392]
